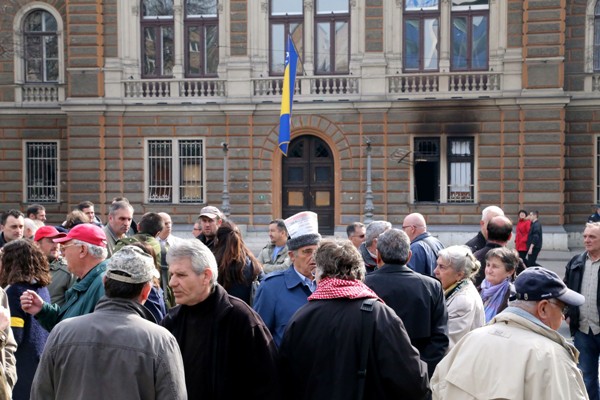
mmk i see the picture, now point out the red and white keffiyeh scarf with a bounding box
[308,277,381,301]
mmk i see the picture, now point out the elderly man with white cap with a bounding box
[20,224,109,332]
[432,266,588,399]
[253,211,321,347]
[31,246,186,399]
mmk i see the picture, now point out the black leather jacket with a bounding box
[564,252,597,336]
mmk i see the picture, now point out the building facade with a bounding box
[0,0,596,246]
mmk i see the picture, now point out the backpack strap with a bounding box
[357,298,377,400]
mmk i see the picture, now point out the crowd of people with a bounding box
[0,201,596,398]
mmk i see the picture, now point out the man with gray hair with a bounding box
[358,220,392,273]
[161,239,280,399]
[31,246,187,399]
[103,200,134,257]
[366,228,449,377]
[466,205,505,252]
[20,224,109,332]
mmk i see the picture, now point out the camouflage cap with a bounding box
[105,245,158,284]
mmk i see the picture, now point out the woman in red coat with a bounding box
[515,210,530,262]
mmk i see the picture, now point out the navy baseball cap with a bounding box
[514,267,585,307]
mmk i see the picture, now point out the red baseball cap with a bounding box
[34,226,67,242]
[53,224,107,248]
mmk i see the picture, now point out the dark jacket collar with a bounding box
[374,263,414,274]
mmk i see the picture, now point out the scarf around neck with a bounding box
[308,277,381,301]
[480,278,510,322]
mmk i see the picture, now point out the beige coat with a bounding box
[432,309,588,400]
[445,280,485,351]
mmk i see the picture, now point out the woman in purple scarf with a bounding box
[479,247,518,322]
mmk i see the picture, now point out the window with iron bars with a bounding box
[413,136,474,203]
[146,138,205,203]
[24,141,59,203]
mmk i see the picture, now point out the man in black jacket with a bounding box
[161,239,280,399]
[366,228,449,377]
[526,210,543,267]
[280,239,429,400]
[564,222,600,400]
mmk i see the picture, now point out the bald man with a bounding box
[402,213,445,276]
[465,205,505,252]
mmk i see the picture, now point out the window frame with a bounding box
[314,0,350,75]
[269,0,304,76]
[184,1,219,78]
[23,10,59,83]
[403,4,440,73]
[450,9,489,71]
[412,136,476,204]
[145,138,206,204]
[140,0,175,79]
[23,140,60,204]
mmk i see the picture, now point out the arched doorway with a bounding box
[282,135,335,235]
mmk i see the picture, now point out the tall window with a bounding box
[24,10,58,82]
[413,137,474,203]
[141,0,174,78]
[185,0,218,77]
[403,0,439,72]
[146,139,204,203]
[25,141,59,203]
[270,0,303,75]
[315,0,349,74]
[451,0,489,71]
[595,1,600,71]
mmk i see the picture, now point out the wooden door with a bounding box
[282,136,335,234]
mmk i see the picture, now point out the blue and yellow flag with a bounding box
[279,36,298,156]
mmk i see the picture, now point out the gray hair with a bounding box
[437,245,480,280]
[73,239,108,260]
[109,200,133,216]
[167,239,218,286]
[508,299,538,313]
[365,220,392,247]
[586,222,600,231]
[481,205,504,222]
[376,229,411,265]
[315,239,366,281]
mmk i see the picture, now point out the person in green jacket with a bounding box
[20,224,108,332]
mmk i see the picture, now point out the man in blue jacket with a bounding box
[253,211,321,347]
[402,213,444,276]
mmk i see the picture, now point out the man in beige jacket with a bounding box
[432,267,588,400]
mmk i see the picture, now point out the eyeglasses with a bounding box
[402,225,423,230]
[547,299,569,316]
[352,234,365,239]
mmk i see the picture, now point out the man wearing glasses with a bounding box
[402,212,445,277]
[20,224,108,332]
[254,212,321,347]
[346,222,366,249]
[433,267,587,399]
